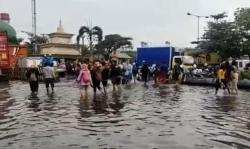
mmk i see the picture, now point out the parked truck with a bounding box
[0,32,29,81]
[137,46,193,70]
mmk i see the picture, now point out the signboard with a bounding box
[0,32,9,68]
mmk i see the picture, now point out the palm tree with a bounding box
[76,26,103,61]
[95,34,133,60]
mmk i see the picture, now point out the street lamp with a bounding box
[187,12,209,42]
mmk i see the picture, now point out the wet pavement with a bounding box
[0,80,250,149]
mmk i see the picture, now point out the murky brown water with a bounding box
[0,80,250,149]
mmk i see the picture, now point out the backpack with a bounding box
[82,70,90,83]
[30,72,37,82]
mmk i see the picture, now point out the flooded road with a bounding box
[0,80,250,149]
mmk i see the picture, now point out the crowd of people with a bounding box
[25,56,192,98]
[25,58,147,98]
[75,60,141,99]
[25,54,246,99]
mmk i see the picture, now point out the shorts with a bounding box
[45,78,54,88]
[112,76,121,85]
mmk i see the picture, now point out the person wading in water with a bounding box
[110,60,122,91]
[141,61,150,85]
[215,64,230,95]
[26,65,40,94]
[77,63,92,99]
[91,61,104,97]
[43,63,56,93]
[101,61,110,95]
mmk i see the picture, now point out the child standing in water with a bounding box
[77,64,92,99]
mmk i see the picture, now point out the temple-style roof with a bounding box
[116,52,131,59]
[48,20,73,38]
[41,48,80,56]
[39,20,81,58]
[39,43,78,48]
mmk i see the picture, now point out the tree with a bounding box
[210,12,228,22]
[235,8,250,55]
[76,26,103,60]
[198,13,243,59]
[235,8,250,31]
[96,34,133,60]
[22,31,49,55]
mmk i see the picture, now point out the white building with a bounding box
[40,21,81,59]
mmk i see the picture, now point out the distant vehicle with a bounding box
[172,56,194,69]
[230,59,250,71]
[18,57,58,68]
[245,63,250,70]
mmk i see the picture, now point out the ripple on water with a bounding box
[0,81,249,148]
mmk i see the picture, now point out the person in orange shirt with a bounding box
[215,64,230,95]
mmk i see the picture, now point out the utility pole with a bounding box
[31,0,37,55]
[187,12,209,42]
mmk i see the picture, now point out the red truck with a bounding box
[0,32,28,81]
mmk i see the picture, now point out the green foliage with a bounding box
[76,26,103,60]
[22,31,49,55]
[210,12,228,21]
[240,71,250,80]
[235,8,250,31]
[198,11,248,59]
[95,34,133,60]
[235,8,250,55]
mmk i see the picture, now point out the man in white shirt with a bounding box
[43,63,56,92]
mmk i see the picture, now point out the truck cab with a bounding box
[172,56,194,70]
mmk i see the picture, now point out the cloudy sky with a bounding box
[0,0,250,48]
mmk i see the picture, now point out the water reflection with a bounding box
[109,91,125,114]
[26,93,41,112]
[0,83,14,120]
[93,95,109,114]
[216,96,238,112]
[79,97,92,118]
[0,81,249,149]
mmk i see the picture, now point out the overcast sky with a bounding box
[0,0,250,48]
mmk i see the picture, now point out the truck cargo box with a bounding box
[137,46,182,70]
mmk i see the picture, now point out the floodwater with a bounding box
[0,80,250,149]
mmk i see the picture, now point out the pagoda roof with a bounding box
[48,20,74,38]
[48,32,74,38]
[39,43,78,49]
[41,48,81,56]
